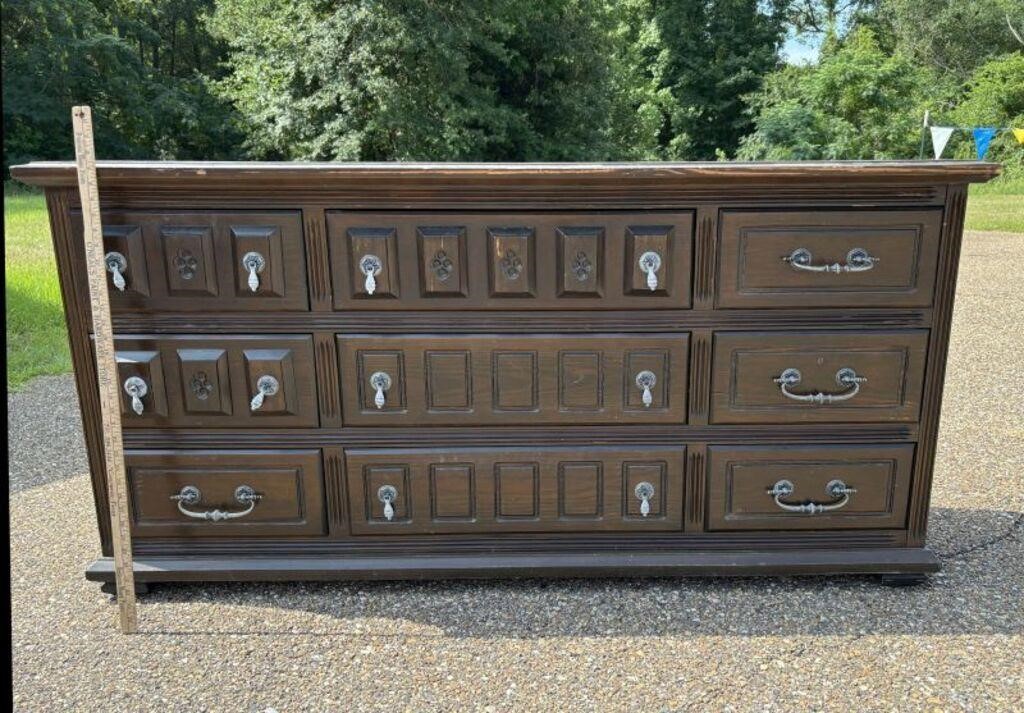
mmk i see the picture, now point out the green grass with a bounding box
[5,186,71,390]
[3,172,1022,390]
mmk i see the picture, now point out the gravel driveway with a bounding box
[10,230,1023,712]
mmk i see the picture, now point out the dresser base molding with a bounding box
[85,547,939,587]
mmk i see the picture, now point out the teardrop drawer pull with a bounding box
[105,251,128,291]
[638,251,662,291]
[377,485,398,521]
[250,375,280,411]
[635,370,657,408]
[122,376,148,415]
[767,479,856,515]
[359,254,383,295]
[773,367,866,404]
[370,371,392,409]
[783,247,878,274]
[170,484,262,521]
[634,481,655,517]
[241,251,266,292]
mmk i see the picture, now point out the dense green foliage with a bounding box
[2,0,1022,170]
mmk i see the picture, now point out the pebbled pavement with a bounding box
[9,230,1024,711]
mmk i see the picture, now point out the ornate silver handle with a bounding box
[359,254,383,295]
[638,251,662,291]
[122,376,148,415]
[170,484,262,521]
[241,251,266,292]
[634,481,655,517]
[784,247,878,274]
[249,375,280,411]
[369,371,392,409]
[635,370,657,408]
[377,485,398,521]
[773,367,866,404]
[768,479,856,514]
[105,251,128,291]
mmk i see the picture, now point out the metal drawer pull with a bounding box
[638,251,662,291]
[122,376,148,415]
[784,247,878,274]
[768,479,856,515]
[773,367,866,404]
[377,485,398,521]
[634,481,655,517]
[359,254,383,295]
[370,371,392,409]
[171,484,262,522]
[635,370,657,408]
[241,251,266,292]
[249,375,280,411]
[105,251,128,291]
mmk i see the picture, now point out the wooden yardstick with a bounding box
[71,106,138,633]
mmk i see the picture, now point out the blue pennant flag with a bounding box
[972,127,998,160]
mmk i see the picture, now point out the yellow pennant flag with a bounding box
[1013,128,1024,145]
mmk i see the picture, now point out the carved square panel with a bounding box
[558,462,603,518]
[625,225,674,296]
[231,224,286,298]
[487,227,535,297]
[103,224,149,297]
[425,350,472,411]
[417,226,468,297]
[115,350,167,419]
[558,351,604,411]
[495,462,540,519]
[160,226,218,297]
[242,348,297,416]
[176,348,231,416]
[557,227,603,297]
[492,351,539,411]
[623,461,668,519]
[348,227,399,299]
[430,464,476,520]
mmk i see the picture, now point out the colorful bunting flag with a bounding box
[1013,128,1024,145]
[930,126,955,159]
[972,127,998,160]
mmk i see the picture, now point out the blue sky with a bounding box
[782,33,822,64]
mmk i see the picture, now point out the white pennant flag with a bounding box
[930,126,955,159]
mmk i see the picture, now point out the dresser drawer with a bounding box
[345,446,685,534]
[716,209,942,308]
[337,333,689,425]
[710,330,928,424]
[114,335,319,427]
[328,211,693,309]
[74,210,308,311]
[706,444,913,530]
[127,449,325,537]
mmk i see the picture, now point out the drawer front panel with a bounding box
[127,449,325,537]
[337,334,689,425]
[114,335,319,428]
[345,446,686,534]
[73,211,308,311]
[328,212,693,309]
[706,444,914,530]
[711,330,928,424]
[717,209,942,308]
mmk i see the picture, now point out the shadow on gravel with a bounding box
[132,506,1022,639]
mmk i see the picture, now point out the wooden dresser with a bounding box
[11,160,999,589]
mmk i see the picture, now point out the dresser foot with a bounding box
[100,581,150,597]
[880,573,929,587]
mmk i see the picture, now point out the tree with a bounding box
[633,0,789,159]
[946,52,1024,170]
[209,0,639,161]
[737,27,935,159]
